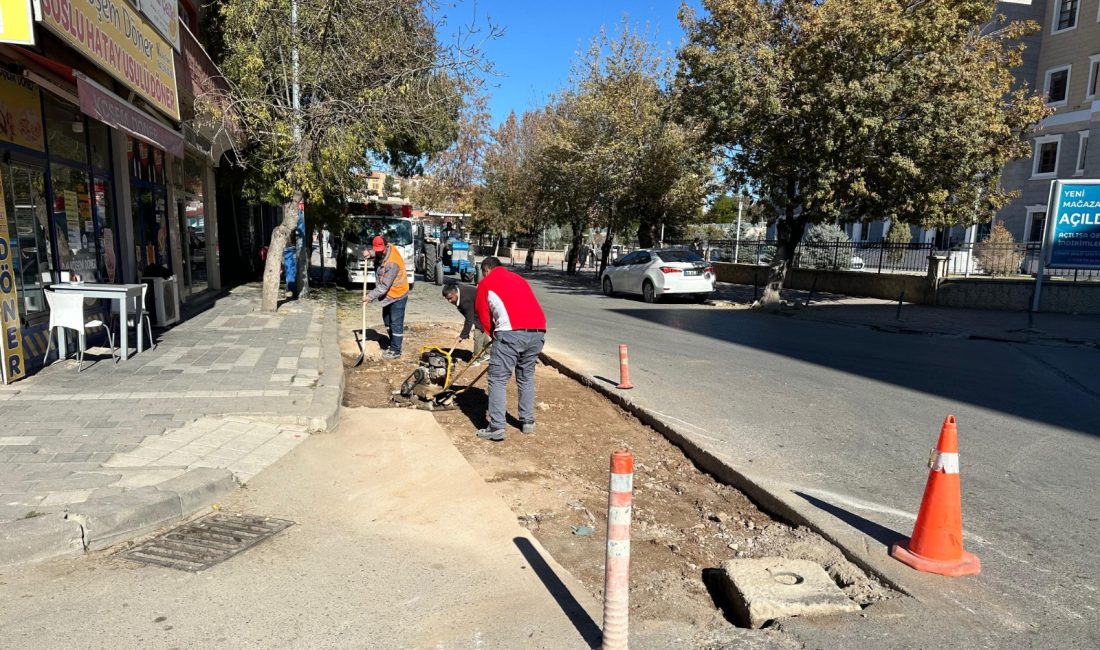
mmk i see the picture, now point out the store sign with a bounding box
[0,173,27,384]
[0,68,45,151]
[38,0,180,119]
[138,0,178,51]
[76,74,184,158]
[1045,180,1100,270]
[0,0,36,45]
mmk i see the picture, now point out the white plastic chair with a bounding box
[113,284,155,351]
[43,291,117,372]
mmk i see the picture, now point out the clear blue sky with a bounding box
[443,1,704,126]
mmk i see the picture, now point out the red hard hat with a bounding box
[372,236,385,252]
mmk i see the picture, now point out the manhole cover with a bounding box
[124,513,294,572]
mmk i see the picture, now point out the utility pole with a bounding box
[291,0,308,298]
[734,193,744,262]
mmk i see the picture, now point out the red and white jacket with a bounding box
[475,267,547,337]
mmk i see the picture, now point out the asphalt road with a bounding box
[529,274,1100,646]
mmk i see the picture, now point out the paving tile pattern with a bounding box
[0,285,330,523]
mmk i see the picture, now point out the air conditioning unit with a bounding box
[142,276,180,326]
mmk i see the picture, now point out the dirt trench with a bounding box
[342,319,894,641]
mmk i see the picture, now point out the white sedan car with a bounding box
[601,248,716,303]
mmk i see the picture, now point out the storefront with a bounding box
[0,68,121,362]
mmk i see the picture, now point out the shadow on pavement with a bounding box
[513,536,602,649]
[796,492,908,548]
[606,307,1100,438]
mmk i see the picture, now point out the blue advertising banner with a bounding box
[1047,181,1100,270]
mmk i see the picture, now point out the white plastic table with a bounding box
[49,283,146,361]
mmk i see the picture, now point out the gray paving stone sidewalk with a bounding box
[0,284,342,540]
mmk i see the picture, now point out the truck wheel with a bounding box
[424,245,438,283]
[434,262,444,286]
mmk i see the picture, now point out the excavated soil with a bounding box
[341,315,893,640]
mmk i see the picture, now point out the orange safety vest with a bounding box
[382,246,409,300]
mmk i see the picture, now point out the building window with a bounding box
[1027,212,1047,242]
[1053,0,1079,33]
[1045,66,1070,105]
[1032,135,1062,178]
[1088,55,1100,100]
[1077,131,1090,176]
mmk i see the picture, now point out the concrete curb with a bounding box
[0,468,238,567]
[539,350,922,600]
[0,514,84,567]
[304,303,345,432]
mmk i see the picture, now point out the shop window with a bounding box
[49,164,97,280]
[93,178,119,282]
[88,120,111,171]
[42,93,88,165]
[127,138,166,185]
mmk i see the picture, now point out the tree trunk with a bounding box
[566,222,583,276]
[756,209,808,310]
[599,232,614,277]
[492,235,500,257]
[525,245,535,271]
[261,190,303,312]
[637,221,655,249]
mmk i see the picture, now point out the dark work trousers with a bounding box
[381,296,408,354]
[487,330,545,431]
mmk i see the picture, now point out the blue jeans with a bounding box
[487,330,545,431]
[381,296,407,354]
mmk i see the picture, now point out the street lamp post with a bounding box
[734,194,744,263]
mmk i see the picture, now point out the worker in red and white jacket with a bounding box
[474,257,547,442]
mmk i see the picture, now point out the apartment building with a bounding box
[997,0,1099,244]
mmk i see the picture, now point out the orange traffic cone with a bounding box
[890,415,981,577]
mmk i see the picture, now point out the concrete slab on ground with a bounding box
[0,407,604,649]
[723,557,861,628]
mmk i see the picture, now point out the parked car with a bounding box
[601,248,716,303]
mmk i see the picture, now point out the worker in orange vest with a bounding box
[362,236,409,359]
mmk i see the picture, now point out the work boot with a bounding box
[521,422,536,435]
[382,350,401,360]
[476,427,505,442]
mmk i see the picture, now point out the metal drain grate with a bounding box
[124,513,294,572]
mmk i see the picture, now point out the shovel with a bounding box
[353,278,367,367]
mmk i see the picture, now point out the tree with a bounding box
[406,93,492,214]
[800,223,852,270]
[885,219,912,264]
[975,221,1023,276]
[383,175,398,197]
[537,21,711,275]
[212,0,489,311]
[708,194,740,223]
[677,0,1049,308]
[478,108,551,259]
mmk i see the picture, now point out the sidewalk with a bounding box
[0,407,608,650]
[710,282,1100,347]
[0,284,344,566]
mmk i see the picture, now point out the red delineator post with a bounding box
[602,449,634,650]
[616,344,634,390]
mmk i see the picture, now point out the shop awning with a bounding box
[75,73,186,159]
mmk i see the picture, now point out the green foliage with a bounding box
[885,219,912,263]
[214,0,480,204]
[676,0,1050,296]
[801,223,852,270]
[975,221,1024,276]
[707,194,740,223]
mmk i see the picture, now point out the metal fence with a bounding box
[663,239,1100,281]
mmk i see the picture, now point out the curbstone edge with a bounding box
[154,468,239,515]
[0,514,84,568]
[65,486,183,552]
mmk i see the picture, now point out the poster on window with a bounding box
[0,173,27,383]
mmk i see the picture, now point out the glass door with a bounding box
[2,162,52,315]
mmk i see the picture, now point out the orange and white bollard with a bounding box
[616,344,634,390]
[602,449,633,650]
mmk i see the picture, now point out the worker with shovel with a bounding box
[474,257,546,442]
[362,235,409,360]
[442,283,490,366]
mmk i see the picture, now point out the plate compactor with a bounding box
[398,344,491,408]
